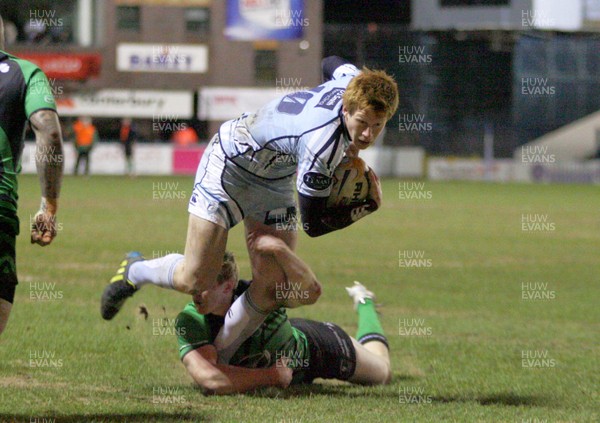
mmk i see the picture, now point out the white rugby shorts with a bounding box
[188,134,297,230]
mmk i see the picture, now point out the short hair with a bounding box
[342,68,399,120]
[216,251,238,288]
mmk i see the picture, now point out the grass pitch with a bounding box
[0,175,598,422]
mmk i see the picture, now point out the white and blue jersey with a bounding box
[219,68,359,197]
[189,63,360,230]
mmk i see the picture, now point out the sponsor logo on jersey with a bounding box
[303,172,331,190]
[316,88,344,110]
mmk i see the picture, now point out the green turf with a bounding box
[1,175,598,422]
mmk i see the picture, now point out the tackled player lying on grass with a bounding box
[176,235,390,395]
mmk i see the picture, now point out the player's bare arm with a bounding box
[183,344,292,395]
[248,233,321,307]
[29,109,64,246]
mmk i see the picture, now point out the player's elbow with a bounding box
[303,223,329,238]
[304,227,320,238]
[31,110,63,146]
[197,377,233,396]
[298,195,331,237]
[37,127,61,143]
[303,280,322,305]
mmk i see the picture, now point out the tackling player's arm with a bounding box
[182,345,292,395]
[29,109,64,246]
[298,167,382,238]
[248,233,321,306]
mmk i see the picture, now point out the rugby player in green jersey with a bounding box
[176,234,390,394]
[0,15,64,336]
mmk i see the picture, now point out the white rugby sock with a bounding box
[214,290,269,364]
[128,254,183,289]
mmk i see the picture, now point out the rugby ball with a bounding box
[327,157,370,207]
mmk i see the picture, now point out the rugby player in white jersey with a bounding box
[101,56,399,363]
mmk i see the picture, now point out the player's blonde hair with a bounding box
[217,251,239,289]
[343,68,399,120]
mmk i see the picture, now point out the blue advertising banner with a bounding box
[225,0,306,40]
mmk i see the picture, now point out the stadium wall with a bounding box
[21,141,600,184]
[20,142,425,178]
[427,157,600,184]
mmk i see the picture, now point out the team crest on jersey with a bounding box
[316,88,344,110]
[303,172,331,190]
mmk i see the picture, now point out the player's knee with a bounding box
[373,362,392,385]
[0,299,13,337]
[0,320,7,337]
[382,363,392,385]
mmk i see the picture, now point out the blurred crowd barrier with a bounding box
[21,142,599,184]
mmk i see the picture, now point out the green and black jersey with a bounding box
[0,50,56,234]
[176,280,311,383]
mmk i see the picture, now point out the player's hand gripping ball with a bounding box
[327,157,371,207]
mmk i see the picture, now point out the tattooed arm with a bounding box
[29,109,64,246]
